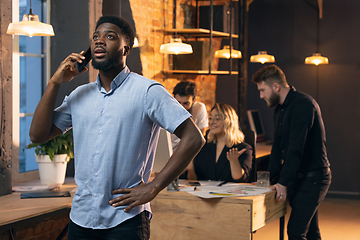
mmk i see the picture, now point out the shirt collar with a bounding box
[95,66,131,92]
[281,86,296,107]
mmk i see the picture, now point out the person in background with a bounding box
[171,81,208,151]
[187,103,253,183]
[29,15,204,240]
[252,64,331,240]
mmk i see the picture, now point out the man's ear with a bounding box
[123,46,131,56]
[273,82,281,92]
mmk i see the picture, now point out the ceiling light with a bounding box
[250,51,275,64]
[304,3,329,66]
[160,38,193,55]
[215,45,242,59]
[6,1,54,37]
[305,53,329,66]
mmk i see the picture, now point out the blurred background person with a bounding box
[187,103,253,183]
[171,81,208,151]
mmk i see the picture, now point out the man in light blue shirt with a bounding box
[29,16,205,240]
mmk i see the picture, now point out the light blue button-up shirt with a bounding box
[53,67,190,229]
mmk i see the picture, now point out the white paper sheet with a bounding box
[179,180,272,198]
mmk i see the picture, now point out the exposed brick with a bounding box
[130,0,217,112]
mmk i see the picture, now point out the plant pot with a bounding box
[35,154,69,185]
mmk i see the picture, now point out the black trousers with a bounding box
[67,211,150,240]
[287,169,331,240]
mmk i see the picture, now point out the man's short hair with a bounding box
[95,15,135,51]
[173,81,197,99]
[252,64,288,87]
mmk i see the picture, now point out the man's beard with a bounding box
[91,50,122,71]
[266,91,280,108]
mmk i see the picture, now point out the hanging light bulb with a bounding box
[6,1,54,37]
[250,51,275,64]
[160,38,193,55]
[304,2,329,66]
[305,53,329,66]
[215,45,242,59]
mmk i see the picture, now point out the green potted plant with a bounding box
[26,129,74,185]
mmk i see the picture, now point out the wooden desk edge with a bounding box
[0,205,71,232]
[0,181,76,232]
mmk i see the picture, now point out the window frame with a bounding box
[12,0,52,183]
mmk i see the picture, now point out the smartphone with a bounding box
[76,47,91,72]
[189,181,201,186]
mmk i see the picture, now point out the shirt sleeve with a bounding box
[53,95,73,133]
[230,143,253,183]
[268,132,283,184]
[145,83,191,134]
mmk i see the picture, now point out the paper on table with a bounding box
[12,184,61,192]
[180,182,272,198]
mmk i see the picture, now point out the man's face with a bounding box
[91,23,129,71]
[174,94,194,111]
[257,81,280,108]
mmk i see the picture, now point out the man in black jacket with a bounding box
[252,65,331,240]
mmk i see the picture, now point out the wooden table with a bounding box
[150,184,287,240]
[0,180,76,232]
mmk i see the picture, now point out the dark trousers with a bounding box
[287,170,331,240]
[67,211,150,240]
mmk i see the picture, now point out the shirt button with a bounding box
[93,194,96,197]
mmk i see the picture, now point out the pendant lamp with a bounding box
[160,38,193,55]
[305,53,328,66]
[304,2,329,66]
[6,0,54,37]
[215,45,242,59]
[250,51,275,64]
[160,0,193,55]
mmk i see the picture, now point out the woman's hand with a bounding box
[226,148,246,163]
[227,148,246,180]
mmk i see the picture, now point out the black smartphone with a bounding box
[76,47,91,72]
[189,181,201,186]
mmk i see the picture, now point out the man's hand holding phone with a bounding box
[76,47,91,73]
[50,49,91,86]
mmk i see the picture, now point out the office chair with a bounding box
[242,128,257,183]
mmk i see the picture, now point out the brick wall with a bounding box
[130,0,220,113]
[0,0,13,197]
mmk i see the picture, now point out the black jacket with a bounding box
[269,86,330,186]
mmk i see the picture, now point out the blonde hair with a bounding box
[207,103,244,147]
